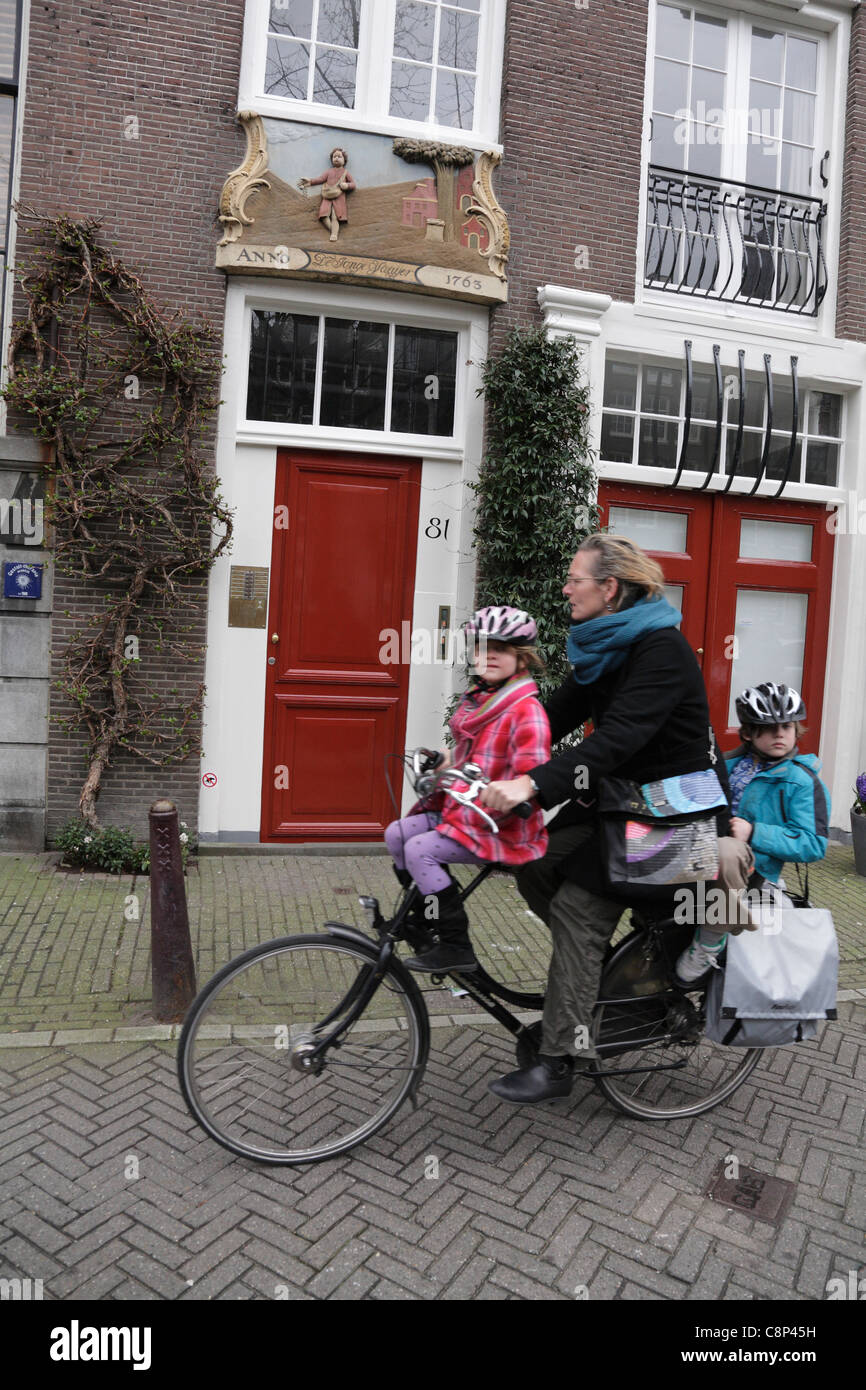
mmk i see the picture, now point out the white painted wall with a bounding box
[199,277,489,838]
[198,442,276,839]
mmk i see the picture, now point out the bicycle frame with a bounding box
[310,863,700,1082]
[178,749,759,1164]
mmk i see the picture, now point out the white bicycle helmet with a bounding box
[464,605,538,646]
[735,682,806,726]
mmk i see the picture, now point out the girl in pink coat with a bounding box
[385,607,551,973]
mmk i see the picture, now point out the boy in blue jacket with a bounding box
[676,681,831,983]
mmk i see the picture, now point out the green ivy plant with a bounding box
[3,211,233,828]
[471,327,599,703]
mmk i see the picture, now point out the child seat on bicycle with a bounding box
[675,682,830,984]
[385,606,551,973]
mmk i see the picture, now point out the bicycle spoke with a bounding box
[592,992,760,1119]
[178,935,427,1164]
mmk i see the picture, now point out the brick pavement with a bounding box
[0,846,864,1301]
[0,1005,863,1301]
[1,844,865,1034]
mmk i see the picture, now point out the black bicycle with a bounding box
[177,751,761,1165]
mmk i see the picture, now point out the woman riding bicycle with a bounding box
[177,573,775,1165]
[384,605,551,975]
[479,534,749,1105]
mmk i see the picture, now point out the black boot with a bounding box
[391,865,437,944]
[403,883,478,973]
[488,1054,580,1104]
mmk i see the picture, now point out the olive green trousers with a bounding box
[516,828,755,1059]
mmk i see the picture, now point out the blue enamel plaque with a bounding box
[3,562,43,599]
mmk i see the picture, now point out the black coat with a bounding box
[529,628,732,894]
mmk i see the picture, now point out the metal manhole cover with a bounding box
[705,1161,796,1227]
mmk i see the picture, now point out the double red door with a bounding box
[597,484,833,750]
[261,450,420,841]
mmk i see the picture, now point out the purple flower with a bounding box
[855,772,866,810]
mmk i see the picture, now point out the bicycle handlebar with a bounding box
[410,750,535,832]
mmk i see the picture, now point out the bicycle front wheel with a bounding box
[178,932,429,1165]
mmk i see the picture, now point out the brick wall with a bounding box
[835,3,866,342]
[13,0,247,838]
[491,0,649,350]
[495,1,866,348]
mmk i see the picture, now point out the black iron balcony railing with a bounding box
[645,166,828,317]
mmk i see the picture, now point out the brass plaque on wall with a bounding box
[228,566,269,628]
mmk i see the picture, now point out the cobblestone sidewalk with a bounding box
[1,844,865,1036]
[0,1005,863,1301]
[1,846,864,1303]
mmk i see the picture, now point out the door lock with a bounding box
[697,647,704,655]
[271,633,280,644]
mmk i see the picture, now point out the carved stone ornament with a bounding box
[466,151,509,280]
[218,111,271,247]
[215,116,509,304]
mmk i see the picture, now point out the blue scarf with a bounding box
[567,596,682,685]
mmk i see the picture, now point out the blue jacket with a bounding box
[725,748,831,884]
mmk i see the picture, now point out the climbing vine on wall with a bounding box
[3,211,233,827]
[472,326,599,702]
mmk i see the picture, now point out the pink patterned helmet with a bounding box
[464,605,538,646]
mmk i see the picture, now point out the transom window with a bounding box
[247,309,458,436]
[600,357,842,488]
[248,0,501,140]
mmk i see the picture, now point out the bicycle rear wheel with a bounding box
[178,932,429,1165]
[591,928,760,1120]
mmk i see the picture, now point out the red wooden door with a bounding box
[596,484,833,753]
[261,450,421,841]
[596,485,713,666]
[703,497,833,750]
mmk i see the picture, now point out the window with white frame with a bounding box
[600,357,843,487]
[247,308,458,435]
[645,3,833,313]
[266,1,362,107]
[390,1,481,127]
[651,4,823,192]
[251,0,501,140]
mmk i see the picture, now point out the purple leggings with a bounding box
[384,813,484,894]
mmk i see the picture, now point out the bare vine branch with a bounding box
[4,210,234,827]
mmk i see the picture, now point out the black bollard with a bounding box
[149,798,197,1022]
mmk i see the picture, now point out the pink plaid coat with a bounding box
[436,677,551,866]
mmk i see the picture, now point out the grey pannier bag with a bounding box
[704,883,838,1047]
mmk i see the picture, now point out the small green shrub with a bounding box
[439,329,599,748]
[54,818,196,873]
[472,327,599,703]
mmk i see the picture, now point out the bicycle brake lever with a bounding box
[443,782,500,833]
